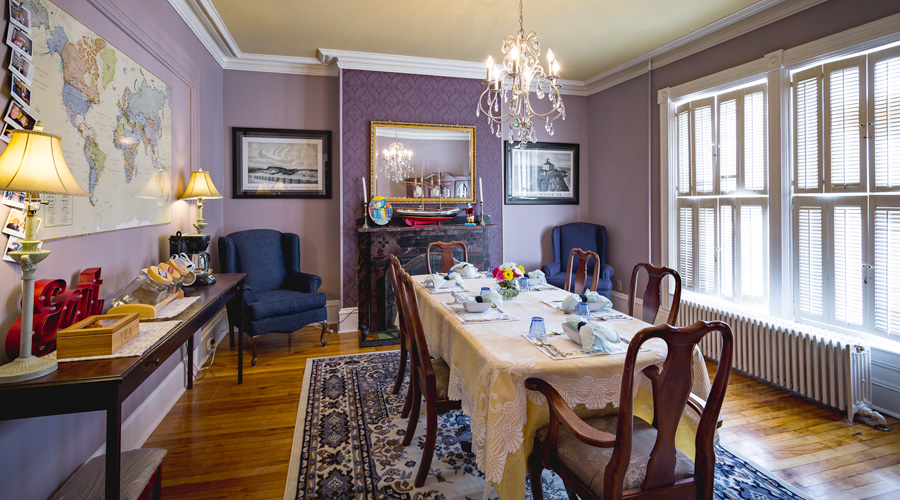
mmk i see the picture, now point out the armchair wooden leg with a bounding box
[392,335,407,395]
[319,322,328,347]
[528,448,545,500]
[414,399,438,488]
[249,335,259,367]
[402,388,421,447]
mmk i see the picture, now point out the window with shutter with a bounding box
[719,203,735,299]
[693,100,715,194]
[871,49,900,191]
[744,91,766,192]
[873,202,900,335]
[676,106,691,195]
[833,203,865,326]
[795,68,822,192]
[679,204,694,290]
[719,98,738,193]
[796,204,824,319]
[698,205,717,294]
[825,57,865,190]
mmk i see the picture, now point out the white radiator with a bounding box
[678,298,887,428]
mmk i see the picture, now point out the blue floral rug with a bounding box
[287,351,808,500]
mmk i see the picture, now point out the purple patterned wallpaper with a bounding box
[341,69,502,306]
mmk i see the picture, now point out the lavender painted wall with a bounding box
[341,70,502,307]
[0,0,224,498]
[502,94,591,272]
[587,0,900,291]
[222,71,341,300]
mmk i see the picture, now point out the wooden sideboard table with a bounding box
[0,273,246,500]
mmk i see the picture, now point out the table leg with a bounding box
[105,398,122,500]
[186,335,194,390]
[238,282,244,385]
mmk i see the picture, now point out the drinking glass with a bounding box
[576,302,591,322]
[480,286,491,296]
[487,266,496,278]
[529,317,546,341]
[518,276,531,291]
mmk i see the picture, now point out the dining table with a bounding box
[411,275,711,500]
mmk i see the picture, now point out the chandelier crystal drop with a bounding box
[477,0,565,147]
[381,140,414,183]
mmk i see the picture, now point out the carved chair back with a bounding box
[564,248,600,294]
[425,241,468,274]
[628,263,682,325]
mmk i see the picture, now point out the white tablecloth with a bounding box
[412,276,711,500]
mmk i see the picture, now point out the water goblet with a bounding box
[529,317,546,341]
[518,276,531,291]
[480,286,491,296]
[576,301,591,322]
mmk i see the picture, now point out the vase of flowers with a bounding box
[492,262,525,300]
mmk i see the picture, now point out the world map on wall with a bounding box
[24,0,172,238]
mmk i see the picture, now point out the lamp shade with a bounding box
[0,129,88,196]
[181,170,222,200]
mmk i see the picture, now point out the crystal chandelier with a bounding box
[381,140,413,183]
[477,0,565,146]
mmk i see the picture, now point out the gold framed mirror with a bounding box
[370,121,476,204]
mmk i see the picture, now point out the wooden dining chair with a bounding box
[564,248,601,294]
[526,321,733,500]
[425,241,468,274]
[397,268,462,487]
[387,254,415,418]
[628,262,682,325]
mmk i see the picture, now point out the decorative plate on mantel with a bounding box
[368,197,392,225]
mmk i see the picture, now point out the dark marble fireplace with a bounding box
[356,216,495,346]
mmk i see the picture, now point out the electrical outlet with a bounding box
[616,280,622,292]
[206,338,216,351]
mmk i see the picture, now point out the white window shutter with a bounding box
[825,57,865,190]
[676,105,691,195]
[874,204,900,335]
[679,204,694,290]
[719,202,735,299]
[796,204,825,318]
[719,97,738,193]
[698,205,717,294]
[740,203,766,303]
[794,68,822,192]
[833,203,865,326]
[693,100,715,194]
[744,90,767,192]
[871,50,900,190]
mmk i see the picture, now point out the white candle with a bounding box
[362,177,367,204]
[479,177,484,203]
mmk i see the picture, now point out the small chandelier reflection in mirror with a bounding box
[476,0,565,147]
[381,140,413,183]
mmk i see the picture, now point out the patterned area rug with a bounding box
[286,351,809,500]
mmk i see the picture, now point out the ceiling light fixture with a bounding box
[477,0,565,146]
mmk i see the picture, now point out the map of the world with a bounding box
[25,0,172,238]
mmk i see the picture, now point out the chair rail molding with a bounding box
[167,0,823,95]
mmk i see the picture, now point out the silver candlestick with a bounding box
[362,201,370,228]
[478,201,487,225]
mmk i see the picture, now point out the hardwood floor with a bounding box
[144,326,899,499]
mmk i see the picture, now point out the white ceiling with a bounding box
[205,0,771,81]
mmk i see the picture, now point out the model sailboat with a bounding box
[395,162,460,223]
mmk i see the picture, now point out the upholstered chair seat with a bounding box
[536,415,695,498]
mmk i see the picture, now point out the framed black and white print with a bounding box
[232,127,332,198]
[504,141,579,205]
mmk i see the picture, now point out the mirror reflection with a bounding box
[370,121,476,203]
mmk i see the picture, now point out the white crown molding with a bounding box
[782,12,900,68]
[170,0,825,89]
[224,53,337,76]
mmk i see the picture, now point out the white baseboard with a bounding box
[338,307,358,334]
[326,300,340,325]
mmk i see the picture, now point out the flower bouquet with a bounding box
[492,262,525,299]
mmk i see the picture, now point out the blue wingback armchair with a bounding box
[218,229,328,366]
[541,222,614,298]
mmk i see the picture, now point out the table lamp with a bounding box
[180,168,221,234]
[0,124,89,383]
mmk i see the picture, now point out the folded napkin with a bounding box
[525,269,547,285]
[452,290,503,305]
[450,262,481,278]
[563,315,621,353]
[560,291,612,313]
[426,272,464,290]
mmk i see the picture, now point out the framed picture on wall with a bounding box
[232,127,332,198]
[504,141,579,205]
